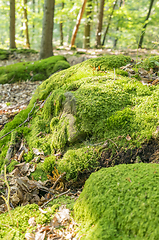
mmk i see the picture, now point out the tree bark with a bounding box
[60,2,64,46]
[70,0,87,47]
[102,0,118,46]
[138,0,155,49]
[95,0,105,48]
[39,0,55,59]
[10,0,16,49]
[23,0,30,48]
[84,0,92,49]
[113,0,123,48]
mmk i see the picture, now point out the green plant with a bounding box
[74,163,159,239]
[43,155,56,174]
[0,165,13,225]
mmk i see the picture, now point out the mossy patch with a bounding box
[0,55,70,84]
[0,194,75,240]
[0,54,159,180]
[74,163,159,239]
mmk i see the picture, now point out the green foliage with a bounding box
[74,163,159,239]
[0,55,159,180]
[31,163,48,181]
[88,55,131,70]
[23,150,34,162]
[0,55,70,84]
[0,203,58,239]
[140,56,159,70]
[58,147,99,181]
[43,155,56,175]
[6,160,18,173]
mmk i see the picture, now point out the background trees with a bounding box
[1,0,159,51]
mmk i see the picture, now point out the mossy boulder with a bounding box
[0,54,159,180]
[0,55,70,84]
[74,163,159,239]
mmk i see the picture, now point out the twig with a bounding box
[8,74,15,83]
[0,102,36,140]
[42,189,70,208]
[52,172,66,190]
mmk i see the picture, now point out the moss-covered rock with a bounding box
[0,55,70,84]
[74,163,159,239]
[0,54,159,180]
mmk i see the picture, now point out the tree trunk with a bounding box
[113,0,123,48]
[39,0,55,59]
[10,0,16,49]
[60,2,64,46]
[95,0,105,48]
[70,0,87,47]
[138,0,155,49]
[102,0,118,46]
[84,0,92,49]
[23,0,30,48]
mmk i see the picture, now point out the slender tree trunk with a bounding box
[39,0,55,59]
[60,2,64,46]
[113,0,123,48]
[23,0,30,48]
[95,0,105,48]
[70,0,87,47]
[138,0,155,49]
[84,0,92,49]
[102,0,118,46]
[10,0,16,49]
[32,0,35,33]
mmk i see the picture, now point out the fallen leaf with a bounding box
[25,232,35,240]
[28,217,36,227]
[126,135,131,141]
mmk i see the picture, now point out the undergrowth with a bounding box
[74,163,159,240]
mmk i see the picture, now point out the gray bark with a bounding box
[39,0,55,59]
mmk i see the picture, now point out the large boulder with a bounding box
[0,54,159,181]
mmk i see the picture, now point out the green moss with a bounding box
[0,55,159,180]
[88,54,131,70]
[0,55,70,84]
[116,68,129,77]
[6,160,18,172]
[0,203,58,239]
[58,147,99,180]
[23,150,34,162]
[43,155,55,175]
[31,163,48,181]
[74,163,159,239]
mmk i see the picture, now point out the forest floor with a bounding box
[0,48,159,239]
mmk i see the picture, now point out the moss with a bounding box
[43,155,56,175]
[58,147,99,181]
[6,160,18,172]
[0,49,10,60]
[0,203,58,239]
[31,163,48,181]
[0,55,159,179]
[0,55,70,84]
[88,54,131,70]
[116,68,129,77]
[74,163,159,239]
[23,150,34,163]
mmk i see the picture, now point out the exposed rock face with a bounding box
[51,91,83,151]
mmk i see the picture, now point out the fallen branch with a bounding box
[52,172,66,190]
[42,189,70,208]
